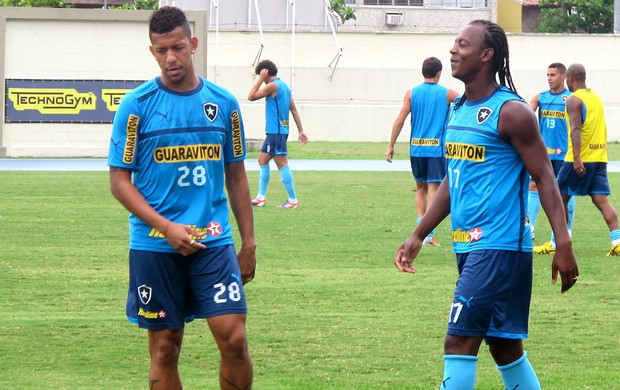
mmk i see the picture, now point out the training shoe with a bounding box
[423,237,441,247]
[533,241,555,255]
[277,200,299,209]
[251,198,266,207]
[607,243,620,256]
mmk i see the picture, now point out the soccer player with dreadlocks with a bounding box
[393,20,579,389]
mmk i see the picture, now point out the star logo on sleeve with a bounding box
[476,107,493,125]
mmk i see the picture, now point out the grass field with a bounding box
[1,143,619,389]
[247,140,620,161]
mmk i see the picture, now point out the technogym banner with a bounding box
[5,79,144,123]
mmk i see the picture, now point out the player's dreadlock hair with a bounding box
[454,20,519,109]
[149,6,192,41]
[470,19,517,94]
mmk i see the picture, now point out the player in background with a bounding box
[248,59,309,209]
[386,56,459,246]
[557,63,620,256]
[108,6,255,389]
[394,20,579,389]
[528,63,576,254]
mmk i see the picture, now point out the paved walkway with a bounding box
[1,158,620,172]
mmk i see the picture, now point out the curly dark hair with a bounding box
[255,59,278,76]
[149,6,192,40]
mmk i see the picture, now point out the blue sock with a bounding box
[552,196,576,246]
[567,196,575,232]
[610,229,620,245]
[257,165,270,199]
[279,165,297,202]
[497,351,540,390]
[528,191,541,228]
[440,355,477,389]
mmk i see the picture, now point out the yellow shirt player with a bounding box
[555,64,620,256]
[565,88,608,163]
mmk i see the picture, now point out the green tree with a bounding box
[329,0,356,24]
[1,0,69,6]
[537,0,614,33]
[109,0,157,10]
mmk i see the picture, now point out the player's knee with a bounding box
[216,325,249,360]
[151,340,181,367]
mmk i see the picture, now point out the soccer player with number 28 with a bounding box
[108,6,255,389]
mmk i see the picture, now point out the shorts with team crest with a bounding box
[447,250,532,342]
[260,133,289,156]
[410,156,446,183]
[126,244,247,330]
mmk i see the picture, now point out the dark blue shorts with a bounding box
[447,250,532,341]
[260,133,289,156]
[126,244,247,330]
[410,156,446,183]
[556,162,611,196]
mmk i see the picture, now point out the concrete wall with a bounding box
[1,7,619,157]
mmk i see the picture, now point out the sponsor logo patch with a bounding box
[123,114,139,164]
[445,142,485,162]
[231,110,244,157]
[153,144,221,163]
[207,222,222,237]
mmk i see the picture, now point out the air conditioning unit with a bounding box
[385,13,403,26]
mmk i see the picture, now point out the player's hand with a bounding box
[551,245,579,293]
[385,147,394,163]
[258,68,270,81]
[164,222,206,256]
[237,245,257,284]
[394,234,422,273]
[573,161,586,176]
[298,131,309,145]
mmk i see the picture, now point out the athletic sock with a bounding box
[440,355,477,389]
[257,165,270,199]
[611,229,620,246]
[497,351,541,390]
[551,197,576,245]
[527,191,541,230]
[279,165,297,201]
[567,196,576,231]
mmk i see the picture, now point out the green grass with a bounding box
[248,140,620,161]
[1,147,619,389]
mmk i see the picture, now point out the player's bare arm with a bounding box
[109,167,206,256]
[499,100,579,292]
[247,69,277,101]
[394,176,450,273]
[225,161,257,284]
[386,90,411,162]
[566,95,586,175]
[290,97,309,144]
[447,88,460,104]
[529,93,540,111]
